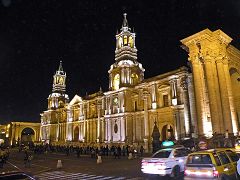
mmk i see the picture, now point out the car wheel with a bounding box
[221,174,230,180]
[170,166,180,179]
[235,172,240,180]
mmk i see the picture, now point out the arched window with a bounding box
[21,128,35,144]
[59,77,64,85]
[74,126,79,141]
[131,73,138,85]
[113,74,120,90]
[163,94,169,107]
[123,36,128,45]
[128,36,133,47]
[118,37,123,48]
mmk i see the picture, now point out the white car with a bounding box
[237,158,240,177]
[141,146,191,178]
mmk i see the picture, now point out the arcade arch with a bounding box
[229,67,240,123]
[161,124,174,141]
[21,127,35,144]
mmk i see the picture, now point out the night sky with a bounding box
[1,0,240,124]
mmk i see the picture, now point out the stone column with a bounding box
[175,109,182,140]
[127,67,130,84]
[170,79,177,105]
[223,57,238,134]
[87,120,89,143]
[132,115,136,142]
[83,109,86,142]
[143,91,150,152]
[187,75,198,137]
[107,119,112,142]
[216,57,233,132]
[39,125,42,142]
[190,57,204,136]
[104,120,107,142]
[109,74,112,89]
[204,56,223,133]
[66,109,70,141]
[97,101,101,143]
[121,92,125,113]
[121,117,125,141]
[100,120,103,142]
[180,76,191,137]
[121,68,125,84]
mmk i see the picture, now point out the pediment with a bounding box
[158,84,169,89]
[69,95,82,106]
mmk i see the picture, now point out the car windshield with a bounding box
[236,139,240,145]
[226,150,239,162]
[187,154,212,164]
[152,150,172,158]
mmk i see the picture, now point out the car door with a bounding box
[173,148,189,172]
[225,150,239,167]
[217,151,235,176]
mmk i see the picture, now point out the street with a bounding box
[0,148,182,179]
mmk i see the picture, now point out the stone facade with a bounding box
[0,122,41,146]
[181,29,240,137]
[40,15,240,151]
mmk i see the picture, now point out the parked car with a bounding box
[0,171,35,180]
[237,158,240,177]
[141,146,191,178]
[184,149,238,179]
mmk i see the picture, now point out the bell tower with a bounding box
[108,13,145,91]
[52,60,66,93]
[48,61,69,109]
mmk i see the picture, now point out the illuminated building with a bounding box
[40,14,240,151]
[181,29,240,137]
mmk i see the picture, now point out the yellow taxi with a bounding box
[184,149,239,179]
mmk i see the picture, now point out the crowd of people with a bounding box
[28,143,145,159]
[0,147,9,168]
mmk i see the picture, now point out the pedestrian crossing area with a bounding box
[35,171,142,180]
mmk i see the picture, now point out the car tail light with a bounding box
[141,160,148,166]
[184,168,217,177]
[213,170,219,177]
[184,169,191,176]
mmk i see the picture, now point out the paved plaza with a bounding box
[0,148,183,179]
[0,148,149,179]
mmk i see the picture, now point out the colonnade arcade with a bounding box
[181,29,240,136]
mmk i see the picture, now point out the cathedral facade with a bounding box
[40,14,240,151]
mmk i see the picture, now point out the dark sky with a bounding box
[1,0,240,123]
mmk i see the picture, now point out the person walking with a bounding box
[76,147,80,158]
[140,145,144,157]
[0,156,4,168]
[117,146,121,159]
[24,150,31,168]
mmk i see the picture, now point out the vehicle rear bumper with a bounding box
[184,177,218,180]
[141,168,172,175]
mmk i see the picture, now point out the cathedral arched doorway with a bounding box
[73,126,79,141]
[161,125,174,141]
[21,128,35,146]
